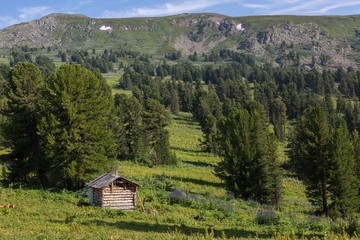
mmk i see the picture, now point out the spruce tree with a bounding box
[38,65,117,189]
[2,63,44,182]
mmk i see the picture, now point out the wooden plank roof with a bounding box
[86,173,140,189]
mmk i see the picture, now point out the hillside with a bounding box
[1,13,360,69]
[3,13,360,240]
[0,112,350,239]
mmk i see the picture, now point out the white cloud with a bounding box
[100,0,360,19]
[0,16,19,29]
[102,0,224,18]
[0,6,53,29]
[307,1,360,14]
[79,0,93,6]
[18,6,53,22]
[240,0,360,15]
[242,4,268,9]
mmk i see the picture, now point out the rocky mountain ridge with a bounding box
[1,13,360,69]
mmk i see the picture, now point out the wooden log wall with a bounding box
[101,186,136,210]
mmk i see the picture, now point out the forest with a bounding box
[1,46,360,239]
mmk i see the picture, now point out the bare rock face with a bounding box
[0,13,89,48]
[257,22,326,45]
[174,16,240,54]
[251,22,355,69]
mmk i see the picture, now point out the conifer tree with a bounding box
[265,133,283,206]
[35,55,56,79]
[271,98,287,142]
[352,130,360,189]
[328,126,359,216]
[38,65,117,189]
[2,63,44,182]
[0,63,10,80]
[291,104,331,214]
[114,94,144,161]
[142,98,176,165]
[215,102,282,204]
[170,89,180,115]
[192,89,222,154]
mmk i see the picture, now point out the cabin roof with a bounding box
[86,173,140,189]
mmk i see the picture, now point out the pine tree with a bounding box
[2,63,44,182]
[170,89,180,115]
[114,94,143,161]
[328,126,359,216]
[352,130,360,188]
[152,131,177,165]
[291,104,331,214]
[192,89,222,154]
[215,102,282,203]
[271,98,287,142]
[0,63,10,80]
[38,65,117,189]
[265,134,283,206]
[35,55,56,79]
[142,98,176,165]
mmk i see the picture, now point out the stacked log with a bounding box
[102,187,136,210]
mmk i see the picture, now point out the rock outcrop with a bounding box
[1,13,360,69]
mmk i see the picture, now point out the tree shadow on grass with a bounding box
[183,160,216,168]
[171,146,203,153]
[51,218,325,239]
[172,115,199,127]
[75,219,272,239]
[168,176,222,188]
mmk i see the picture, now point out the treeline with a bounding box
[67,48,147,73]
[116,49,360,217]
[116,51,360,143]
[65,49,114,73]
[0,63,176,190]
[5,46,360,216]
[8,47,146,75]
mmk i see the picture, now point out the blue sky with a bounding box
[1,0,360,29]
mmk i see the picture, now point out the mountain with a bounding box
[2,13,360,69]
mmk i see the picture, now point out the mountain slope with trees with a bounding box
[2,14,360,237]
[1,13,360,69]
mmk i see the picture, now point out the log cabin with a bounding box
[86,173,140,210]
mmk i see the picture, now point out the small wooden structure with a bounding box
[86,173,140,210]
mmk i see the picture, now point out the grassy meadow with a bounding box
[0,109,359,239]
[0,49,359,239]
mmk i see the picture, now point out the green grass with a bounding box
[1,110,359,239]
[0,45,359,238]
[101,72,125,95]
